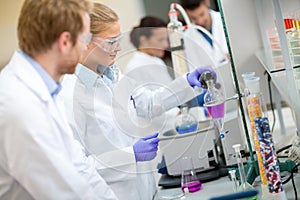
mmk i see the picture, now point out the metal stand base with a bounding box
[229,159,296,185]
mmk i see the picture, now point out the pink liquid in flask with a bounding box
[206,103,224,119]
[181,180,202,193]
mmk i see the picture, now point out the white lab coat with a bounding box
[0,51,117,200]
[59,63,201,200]
[127,74,202,120]
[124,51,180,134]
[117,56,202,135]
[124,51,171,81]
[59,64,156,200]
[184,9,228,70]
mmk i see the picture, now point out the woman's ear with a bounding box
[139,35,148,48]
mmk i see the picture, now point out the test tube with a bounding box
[232,144,255,192]
[229,170,238,192]
[244,77,268,189]
[255,117,287,199]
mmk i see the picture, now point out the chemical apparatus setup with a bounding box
[157,2,299,200]
[2,0,300,200]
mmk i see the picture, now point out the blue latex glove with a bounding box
[187,67,217,87]
[133,132,160,162]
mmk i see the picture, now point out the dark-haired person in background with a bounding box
[125,16,170,78]
[124,16,179,134]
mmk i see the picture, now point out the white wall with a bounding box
[96,0,145,33]
[220,0,270,103]
[0,0,23,69]
[0,0,145,70]
[96,0,146,72]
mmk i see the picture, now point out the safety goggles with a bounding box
[92,33,123,53]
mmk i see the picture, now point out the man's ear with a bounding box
[57,31,72,52]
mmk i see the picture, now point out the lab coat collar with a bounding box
[19,51,61,99]
[75,63,99,89]
[8,51,52,102]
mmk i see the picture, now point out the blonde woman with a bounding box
[59,3,159,200]
[59,2,216,200]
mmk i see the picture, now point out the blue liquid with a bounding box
[176,123,198,134]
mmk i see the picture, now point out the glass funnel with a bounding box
[201,72,228,159]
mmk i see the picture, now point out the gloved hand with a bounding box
[187,67,217,87]
[133,132,160,162]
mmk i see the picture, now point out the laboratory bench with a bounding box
[156,172,300,200]
[155,0,300,199]
[156,108,299,200]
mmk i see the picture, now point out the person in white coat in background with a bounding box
[179,0,229,69]
[124,16,180,135]
[124,15,214,122]
[124,16,171,79]
[59,3,160,200]
[0,0,118,199]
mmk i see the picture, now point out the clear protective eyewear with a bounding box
[93,33,123,53]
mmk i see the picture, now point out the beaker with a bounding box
[180,156,202,194]
[175,104,198,134]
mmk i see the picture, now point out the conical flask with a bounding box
[175,104,198,134]
[180,156,202,194]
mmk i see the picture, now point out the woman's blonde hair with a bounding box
[90,3,119,35]
[18,0,93,57]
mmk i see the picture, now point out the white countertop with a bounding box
[156,172,300,200]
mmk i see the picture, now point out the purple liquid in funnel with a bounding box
[206,103,224,119]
